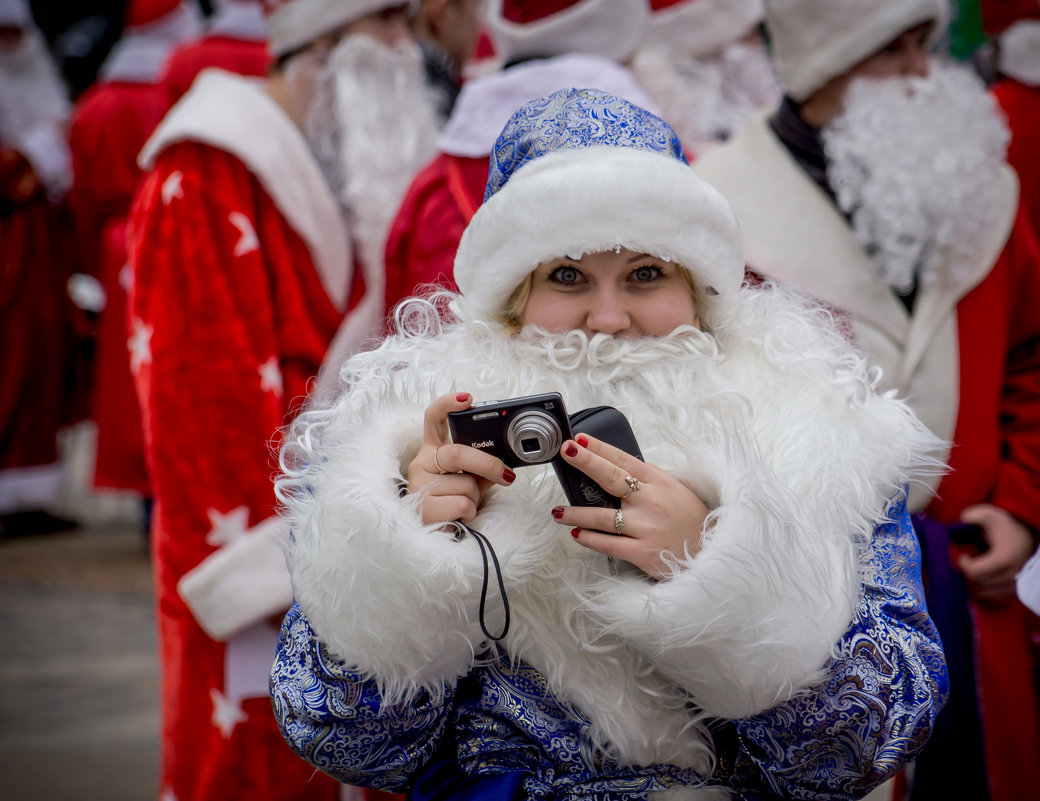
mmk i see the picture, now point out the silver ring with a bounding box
[621,475,641,498]
[614,508,625,535]
[433,446,449,475]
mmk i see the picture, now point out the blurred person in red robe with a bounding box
[984,0,1040,236]
[128,0,437,797]
[407,0,482,124]
[694,1,1040,798]
[0,0,79,536]
[383,0,658,320]
[67,0,203,512]
[630,0,782,157]
[159,0,270,112]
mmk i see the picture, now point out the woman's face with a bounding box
[519,249,699,337]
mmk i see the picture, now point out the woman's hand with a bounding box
[551,433,710,580]
[407,392,516,526]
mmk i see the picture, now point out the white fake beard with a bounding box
[632,40,781,150]
[305,34,439,270]
[0,30,69,144]
[822,60,1009,294]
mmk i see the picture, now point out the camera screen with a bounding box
[521,438,540,454]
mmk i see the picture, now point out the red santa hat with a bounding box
[643,0,764,57]
[126,0,181,27]
[485,0,650,66]
[980,0,1040,34]
[102,0,203,81]
[262,0,403,57]
[984,0,1040,85]
[763,0,948,101]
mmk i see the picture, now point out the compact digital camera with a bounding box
[448,392,643,510]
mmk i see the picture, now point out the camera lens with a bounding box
[506,410,563,464]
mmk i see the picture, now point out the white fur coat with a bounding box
[280,283,940,774]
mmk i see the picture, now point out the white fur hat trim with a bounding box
[765,0,948,101]
[266,0,402,57]
[645,0,764,57]
[485,0,649,65]
[999,19,1040,86]
[453,145,745,323]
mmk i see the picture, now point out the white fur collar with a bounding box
[283,286,940,769]
[139,69,352,311]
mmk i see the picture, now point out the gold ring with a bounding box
[433,446,449,475]
[614,508,625,535]
[621,475,641,498]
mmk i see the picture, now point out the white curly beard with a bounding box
[303,34,439,271]
[632,40,781,152]
[822,60,1009,295]
[0,30,68,143]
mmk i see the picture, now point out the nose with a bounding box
[585,291,631,336]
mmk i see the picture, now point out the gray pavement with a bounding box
[0,521,160,800]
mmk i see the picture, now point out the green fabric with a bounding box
[948,0,988,60]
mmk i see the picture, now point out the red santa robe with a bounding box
[68,79,169,495]
[695,114,1040,801]
[158,1,270,112]
[994,78,1040,237]
[129,69,376,801]
[384,54,660,319]
[0,146,77,516]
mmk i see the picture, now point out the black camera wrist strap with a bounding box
[458,522,511,642]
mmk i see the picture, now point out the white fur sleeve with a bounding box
[581,487,860,720]
[285,406,491,704]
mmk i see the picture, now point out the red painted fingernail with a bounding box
[503,468,516,484]
[571,528,580,539]
[456,393,470,402]
[564,443,578,458]
[551,506,564,519]
[575,434,589,447]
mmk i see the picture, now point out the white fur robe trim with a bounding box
[284,287,940,769]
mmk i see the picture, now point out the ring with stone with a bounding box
[621,475,641,497]
[614,508,625,535]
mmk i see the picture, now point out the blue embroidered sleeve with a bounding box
[718,497,949,800]
[270,603,454,790]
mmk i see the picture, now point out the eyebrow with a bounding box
[626,253,655,263]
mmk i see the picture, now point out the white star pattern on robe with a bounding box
[127,317,153,375]
[205,505,251,548]
[228,211,260,257]
[161,170,184,205]
[258,356,283,397]
[210,687,247,738]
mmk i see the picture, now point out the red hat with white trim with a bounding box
[982,0,1040,85]
[763,0,948,101]
[262,0,406,57]
[644,0,764,57]
[484,0,649,66]
[980,0,1040,35]
[125,0,185,28]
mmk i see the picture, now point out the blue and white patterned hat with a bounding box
[453,88,745,323]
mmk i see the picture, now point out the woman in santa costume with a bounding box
[271,89,948,799]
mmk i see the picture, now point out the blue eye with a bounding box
[632,265,662,282]
[550,266,582,285]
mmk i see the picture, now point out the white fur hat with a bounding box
[453,88,744,323]
[764,0,948,101]
[485,0,650,66]
[262,0,404,57]
[644,0,764,57]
